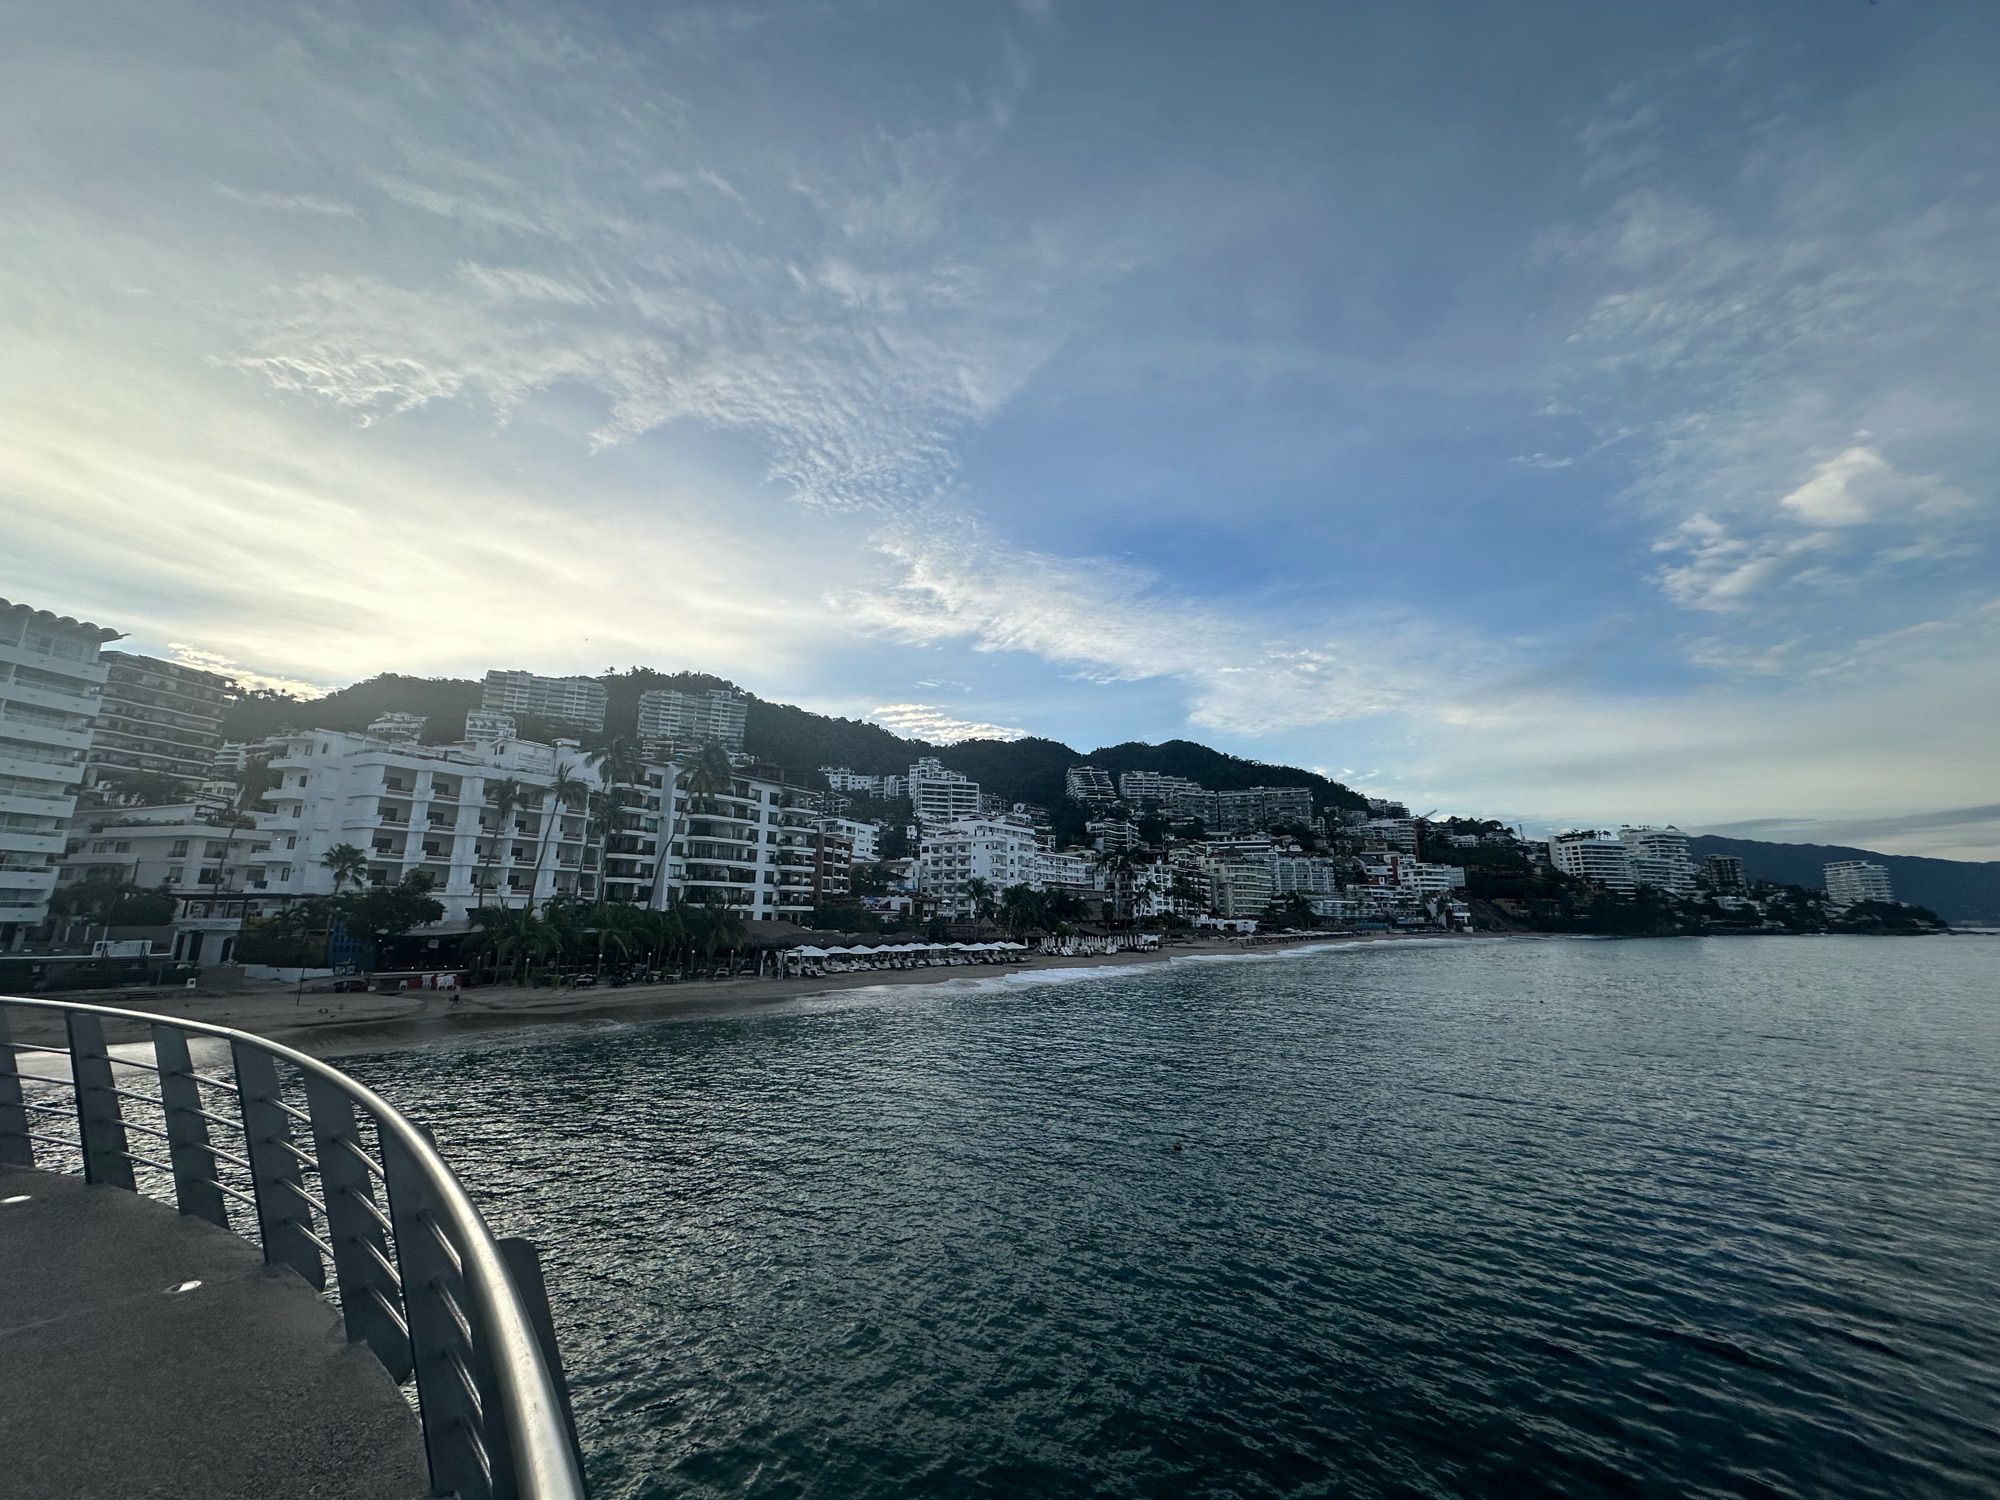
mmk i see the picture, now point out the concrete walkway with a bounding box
[0,1166,428,1499]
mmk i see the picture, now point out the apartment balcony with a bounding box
[1,831,67,858]
[0,679,101,717]
[0,716,91,753]
[0,640,108,684]
[0,791,70,820]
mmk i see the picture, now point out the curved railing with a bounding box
[0,995,587,1500]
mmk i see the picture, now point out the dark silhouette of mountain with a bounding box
[221,673,1369,813]
[1688,835,2000,925]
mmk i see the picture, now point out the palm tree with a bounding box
[530,766,587,906]
[484,777,530,908]
[590,900,644,973]
[320,842,367,895]
[585,785,630,909]
[961,876,997,936]
[467,905,551,985]
[1094,849,1139,926]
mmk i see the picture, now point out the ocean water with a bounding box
[335,936,2000,1499]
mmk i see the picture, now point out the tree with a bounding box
[589,900,646,970]
[48,875,175,936]
[961,876,996,934]
[1263,892,1317,930]
[336,872,445,952]
[530,766,587,904]
[587,738,647,909]
[1093,849,1139,925]
[320,843,367,894]
[94,771,187,807]
[483,777,531,908]
[467,905,551,984]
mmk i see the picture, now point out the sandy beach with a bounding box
[3,930,1498,1058]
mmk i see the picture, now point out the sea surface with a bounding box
[335,935,2000,1499]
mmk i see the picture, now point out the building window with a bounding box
[169,840,189,858]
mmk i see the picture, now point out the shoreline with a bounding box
[5,930,1508,1059]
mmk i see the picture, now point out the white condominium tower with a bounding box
[1824,860,1894,907]
[1619,825,1695,894]
[480,669,608,731]
[907,756,981,826]
[1548,829,1637,893]
[0,597,119,946]
[637,686,748,751]
[82,651,234,790]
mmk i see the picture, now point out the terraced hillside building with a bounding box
[637,686,748,752]
[0,597,119,945]
[81,651,233,791]
[480,669,608,732]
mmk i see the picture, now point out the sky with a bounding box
[4,1,1997,858]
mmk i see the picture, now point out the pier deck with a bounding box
[0,1166,427,1500]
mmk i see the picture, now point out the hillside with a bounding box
[1688,835,2000,925]
[221,671,1370,814]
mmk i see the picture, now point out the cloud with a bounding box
[1510,451,1574,469]
[211,183,358,217]
[1777,444,1969,528]
[868,703,1026,742]
[1650,513,1834,612]
[164,644,330,699]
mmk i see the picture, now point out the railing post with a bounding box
[152,1024,228,1229]
[233,1043,324,1289]
[383,1129,494,1499]
[66,1012,133,1190]
[0,1008,34,1168]
[305,1073,414,1381]
[499,1237,584,1476]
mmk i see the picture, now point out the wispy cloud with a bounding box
[869,703,1026,743]
[211,182,358,217]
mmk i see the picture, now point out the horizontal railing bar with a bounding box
[297,1224,335,1260]
[334,1136,388,1181]
[452,1415,496,1489]
[105,1056,163,1074]
[1,1041,69,1056]
[114,1147,178,1174]
[199,1143,252,1173]
[92,1083,164,1108]
[116,1117,176,1145]
[18,1100,73,1118]
[432,1280,474,1345]
[366,1283,410,1338]
[271,1096,313,1127]
[197,1177,262,1210]
[343,1185,396,1236]
[171,1102,242,1134]
[361,1238,406,1289]
[420,1212,466,1275]
[446,1346,486,1421]
[261,1136,319,1171]
[279,1179,329,1216]
[184,1070,240,1094]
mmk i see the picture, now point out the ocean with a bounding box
[334,935,2000,1498]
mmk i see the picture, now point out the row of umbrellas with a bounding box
[778,940,1030,972]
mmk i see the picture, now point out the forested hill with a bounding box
[222,671,1371,813]
[1688,835,2000,925]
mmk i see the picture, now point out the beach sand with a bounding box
[4,930,1495,1059]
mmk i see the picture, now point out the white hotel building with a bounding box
[1548,830,1637,893]
[907,756,982,826]
[1,598,119,946]
[918,815,1044,915]
[480,669,609,731]
[245,728,816,927]
[1824,860,1894,907]
[1619,825,1694,895]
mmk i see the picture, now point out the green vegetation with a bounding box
[48,875,176,929]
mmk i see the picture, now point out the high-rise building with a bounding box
[1064,765,1117,807]
[1548,830,1637,893]
[81,651,233,790]
[1619,826,1694,895]
[463,710,517,743]
[1117,770,1202,809]
[1702,854,1747,892]
[917,815,1043,914]
[0,597,120,945]
[907,756,981,826]
[479,669,607,731]
[637,686,749,751]
[1824,860,1894,907]
[1203,785,1315,832]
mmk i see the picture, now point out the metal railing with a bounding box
[0,995,587,1500]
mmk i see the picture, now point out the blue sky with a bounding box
[5,1,1997,856]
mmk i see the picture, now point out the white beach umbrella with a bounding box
[791,945,829,958]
